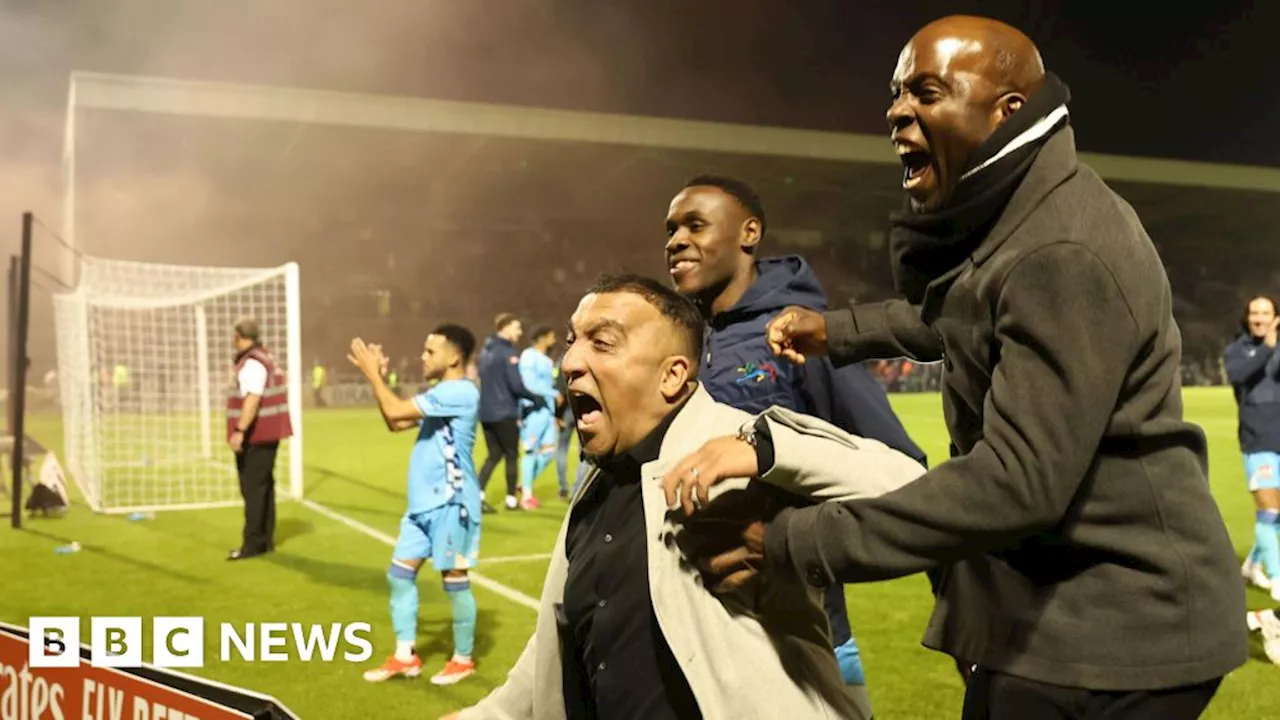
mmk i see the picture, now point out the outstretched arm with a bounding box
[767,299,944,369]
[766,243,1139,583]
[824,299,945,365]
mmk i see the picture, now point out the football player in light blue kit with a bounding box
[516,326,559,509]
[349,324,483,686]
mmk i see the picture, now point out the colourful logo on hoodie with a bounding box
[735,361,779,384]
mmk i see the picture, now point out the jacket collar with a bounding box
[916,128,1080,322]
[654,384,722,469]
[971,126,1080,267]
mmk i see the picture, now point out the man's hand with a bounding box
[228,430,244,454]
[700,519,767,594]
[678,494,771,595]
[1267,317,1279,348]
[662,435,759,516]
[348,338,387,380]
[766,306,829,365]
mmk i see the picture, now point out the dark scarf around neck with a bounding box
[889,72,1072,304]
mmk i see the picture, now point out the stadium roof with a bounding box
[66,72,1280,276]
[70,71,1280,193]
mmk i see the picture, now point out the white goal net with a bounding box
[52,256,303,513]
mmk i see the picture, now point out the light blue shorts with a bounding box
[392,504,481,571]
[521,409,557,455]
[1245,452,1280,492]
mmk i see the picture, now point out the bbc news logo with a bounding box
[29,617,373,668]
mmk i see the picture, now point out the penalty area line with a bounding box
[298,498,540,612]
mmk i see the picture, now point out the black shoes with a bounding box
[227,547,269,561]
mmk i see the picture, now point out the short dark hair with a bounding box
[494,313,520,333]
[1241,296,1280,333]
[684,174,767,236]
[584,274,703,371]
[234,318,260,343]
[432,323,476,361]
[530,325,555,343]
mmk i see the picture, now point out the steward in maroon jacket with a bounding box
[227,318,293,561]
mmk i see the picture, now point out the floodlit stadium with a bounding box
[4,4,1280,719]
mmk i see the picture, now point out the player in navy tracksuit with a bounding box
[1225,295,1280,595]
[476,313,543,512]
[665,175,927,692]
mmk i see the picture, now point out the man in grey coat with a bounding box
[671,15,1246,720]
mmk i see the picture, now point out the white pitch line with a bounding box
[299,498,541,612]
[483,553,553,565]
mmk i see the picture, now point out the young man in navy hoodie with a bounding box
[664,174,927,693]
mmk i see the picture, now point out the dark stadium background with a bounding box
[0,0,1275,383]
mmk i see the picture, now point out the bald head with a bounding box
[915,15,1045,96]
[889,16,1047,211]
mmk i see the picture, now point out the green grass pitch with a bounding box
[1,388,1275,718]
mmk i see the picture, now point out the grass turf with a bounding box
[0,387,1275,718]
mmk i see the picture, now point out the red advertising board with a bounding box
[0,623,299,720]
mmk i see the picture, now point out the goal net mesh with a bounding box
[52,256,302,513]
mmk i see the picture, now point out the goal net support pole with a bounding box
[284,262,303,500]
[195,304,211,460]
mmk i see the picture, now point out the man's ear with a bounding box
[741,217,763,254]
[996,93,1027,123]
[659,355,692,400]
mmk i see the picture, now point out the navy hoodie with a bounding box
[1224,334,1280,454]
[477,336,539,424]
[700,256,927,466]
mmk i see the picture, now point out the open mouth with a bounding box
[669,258,698,278]
[569,391,604,430]
[900,151,933,189]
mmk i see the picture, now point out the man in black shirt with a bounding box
[445,274,926,720]
[556,277,708,718]
[561,389,700,719]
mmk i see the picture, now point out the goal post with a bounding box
[52,255,303,514]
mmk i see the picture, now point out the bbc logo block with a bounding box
[28,616,80,668]
[30,616,204,668]
[153,616,205,667]
[28,617,372,668]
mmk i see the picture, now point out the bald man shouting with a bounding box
[678,15,1246,719]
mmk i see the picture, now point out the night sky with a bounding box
[1,0,1276,365]
[2,1,1277,167]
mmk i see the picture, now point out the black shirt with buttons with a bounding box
[560,403,702,720]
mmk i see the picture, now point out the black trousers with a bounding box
[477,419,520,496]
[236,441,278,553]
[961,667,1221,720]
